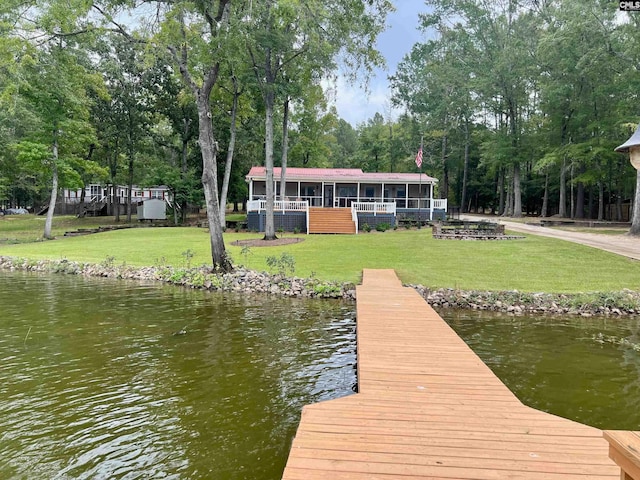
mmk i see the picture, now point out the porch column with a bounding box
[381,183,385,202]
[249,180,253,201]
[321,182,325,208]
[357,182,360,202]
[297,182,301,199]
[406,182,409,208]
[429,183,434,221]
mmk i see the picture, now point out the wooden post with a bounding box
[604,431,640,480]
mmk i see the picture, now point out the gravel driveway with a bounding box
[460,215,640,261]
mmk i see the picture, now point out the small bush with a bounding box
[266,252,295,276]
[181,249,195,268]
[240,245,252,267]
[362,223,371,233]
[376,222,390,232]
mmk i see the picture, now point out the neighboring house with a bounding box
[59,184,172,216]
[245,167,447,233]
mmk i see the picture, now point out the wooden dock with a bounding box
[282,269,620,479]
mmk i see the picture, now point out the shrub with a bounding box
[376,222,390,232]
[266,252,295,276]
[362,223,371,233]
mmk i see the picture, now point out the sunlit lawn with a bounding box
[0,215,638,293]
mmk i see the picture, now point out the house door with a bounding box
[324,185,334,208]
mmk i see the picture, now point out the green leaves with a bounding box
[16,141,51,166]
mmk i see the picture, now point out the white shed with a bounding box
[138,199,166,221]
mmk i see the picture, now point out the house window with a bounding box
[365,187,375,199]
[338,186,357,198]
[397,189,405,198]
[151,190,163,199]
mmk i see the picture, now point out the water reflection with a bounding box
[442,309,640,430]
[0,272,356,479]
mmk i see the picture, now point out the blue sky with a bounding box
[329,2,428,126]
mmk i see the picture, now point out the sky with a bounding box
[328,2,428,127]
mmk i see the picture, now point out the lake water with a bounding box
[444,310,640,430]
[0,273,356,479]
[2,272,639,479]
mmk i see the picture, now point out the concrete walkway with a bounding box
[460,215,640,261]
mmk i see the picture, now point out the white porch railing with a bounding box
[247,199,310,234]
[247,199,309,213]
[352,202,397,215]
[432,199,448,210]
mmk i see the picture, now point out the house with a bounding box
[245,167,447,233]
[59,184,172,216]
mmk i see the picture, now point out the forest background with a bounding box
[1,0,640,268]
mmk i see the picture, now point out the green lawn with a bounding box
[0,214,137,243]
[0,215,638,293]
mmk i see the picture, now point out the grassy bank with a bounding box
[0,215,638,293]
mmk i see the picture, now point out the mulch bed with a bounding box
[231,237,304,247]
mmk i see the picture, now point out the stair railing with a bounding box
[351,205,359,234]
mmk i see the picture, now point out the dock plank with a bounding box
[281,269,618,479]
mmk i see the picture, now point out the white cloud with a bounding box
[323,1,431,126]
[324,74,401,127]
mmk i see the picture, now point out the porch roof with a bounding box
[246,167,437,184]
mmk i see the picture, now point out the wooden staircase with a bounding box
[308,207,356,234]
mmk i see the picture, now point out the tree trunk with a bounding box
[78,184,86,217]
[196,92,232,271]
[569,162,575,219]
[503,174,513,217]
[44,134,59,240]
[441,133,449,200]
[263,85,277,240]
[180,118,190,224]
[280,97,290,203]
[575,182,585,219]
[598,181,604,221]
[559,156,567,217]
[126,148,134,223]
[630,170,640,236]
[111,143,120,222]
[512,163,522,217]
[461,118,470,213]
[219,79,240,229]
[498,168,505,215]
[541,173,549,217]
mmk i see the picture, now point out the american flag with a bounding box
[415,147,423,168]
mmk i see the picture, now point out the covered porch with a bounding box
[245,167,448,233]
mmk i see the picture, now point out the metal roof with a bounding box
[246,167,438,184]
[615,123,640,153]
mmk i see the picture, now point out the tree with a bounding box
[246,0,392,240]
[9,29,101,237]
[91,1,239,270]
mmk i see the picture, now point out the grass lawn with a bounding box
[0,214,137,243]
[0,215,638,293]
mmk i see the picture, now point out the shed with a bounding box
[138,199,166,221]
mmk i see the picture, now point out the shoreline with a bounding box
[1,255,639,316]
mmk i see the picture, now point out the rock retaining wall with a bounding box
[1,255,638,316]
